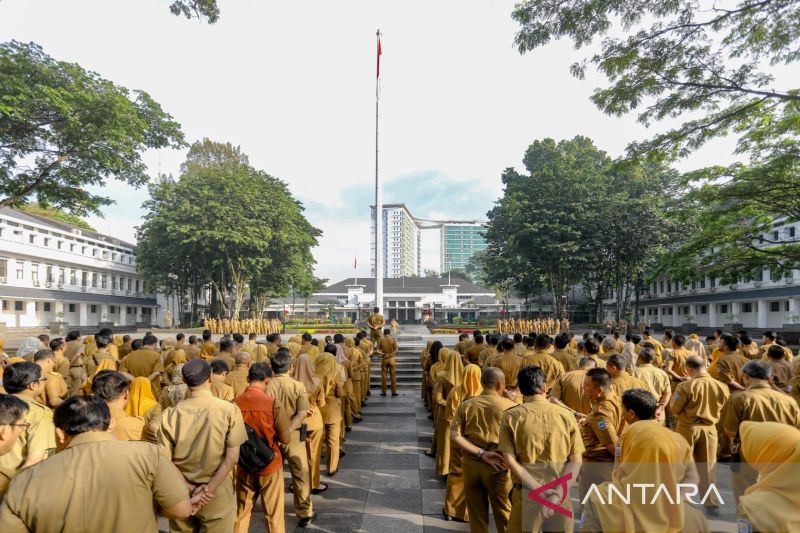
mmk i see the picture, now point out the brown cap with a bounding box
[182,359,211,387]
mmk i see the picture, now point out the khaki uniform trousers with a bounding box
[305,428,324,490]
[362,362,370,397]
[350,378,362,417]
[324,420,341,474]
[444,447,468,521]
[463,455,511,533]
[68,366,84,396]
[282,432,313,518]
[510,484,573,533]
[381,355,397,394]
[676,423,720,507]
[171,477,236,533]
[234,467,284,533]
[435,413,451,476]
[342,380,353,428]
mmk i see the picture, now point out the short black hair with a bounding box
[233,333,245,344]
[664,329,674,340]
[500,338,515,352]
[248,362,273,382]
[513,333,522,343]
[219,339,234,353]
[487,334,499,346]
[91,371,130,401]
[534,334,550,349]
[720,334,739,352]
[458,333,468,341]
[202,330,212,341]
[622,389,657,420]
[0,394,29,424]
[584,340,600,355]
[271,351,292,374]
[3,362,42,393]
[266,333,277,343]
[49,338,65,352]
[142,334,158,346]
[33,349,55,362]
[630,334,642,345]
[98,328,113,337]
[606,354,625,371]
[249,333,257,340]
[638,347,655,364]
[324,344,337,355]
[586,368,611,389]
[740,335,753,346]
[54,396,111,436]
[66,331,81,341]
[525,336,535,347]
[333,333,344,343]
[383,328,390,335]
[672,334,686,347]
[742,360,772,380]
[210,359,230,375]
[763,330,777,341]
[518,366,546,396]
[767,344,786,360]
[302,333,312,342]
[474,334,484,344]
[188,335,197,344]
[176,333,185,342]
[554,336,568,349]
[122,335,131,342]
[131,339,143,350]
[95,334,111,349]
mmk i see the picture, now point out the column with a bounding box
[79,302,88,327]
[672,305,680,327]
[25,301,37,327]
[731,301,741,324]
[789,298,799,320]
[54,301,64,321]
[100,303,109,323]
[119,305,127,326]
[708,302,717,328]
[135,306,142,323]
[757,299,768,329]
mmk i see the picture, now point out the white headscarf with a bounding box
[17,337,43,358]
[334,343,346,364]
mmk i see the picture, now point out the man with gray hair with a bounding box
[600,336,619,360]
[720,359,800,508]
[450,367,516,533]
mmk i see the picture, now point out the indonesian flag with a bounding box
[354,256,358,269]
[376,36,382,79]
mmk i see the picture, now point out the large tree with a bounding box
[169,1,220,23]
[0,41,184,215]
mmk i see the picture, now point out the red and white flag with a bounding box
[354,256,358,269]
[376,35,382,79]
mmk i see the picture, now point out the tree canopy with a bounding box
[169,0,220,23]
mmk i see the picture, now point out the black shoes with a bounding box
[392,393,399,397]
[380,392,386,396]
[298,512,317,528]
[345,426,352,432]
[311,484,328,495]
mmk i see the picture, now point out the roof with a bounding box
[0,207,135,249]
[0,285,157,306]
[318,277,494,295]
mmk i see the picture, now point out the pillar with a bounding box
[757,299,768,329]
[789,298,799,320]
[135,306,142,322]
[708,303,717,328]
[672,305,680,327]
[54,301,64,320]
[25,301,37,327]
[731,301,741,323]
[100,303,109,323]
[79,302,88,327]
[119,305,127,326]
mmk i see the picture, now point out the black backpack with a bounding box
[238,423,275,474]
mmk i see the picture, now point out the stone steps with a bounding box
[369,345,425,388]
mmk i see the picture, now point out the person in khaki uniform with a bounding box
[161,359,248,533]
[606,354,645,398]
[48,338,70,386]
[377,328,399,396]
[118,334,134,359]
[216,339,237,372]
[766,344,793,391]
[316,347,344,476]
[0,394,28,500]
[578,367,623,500]
[466,334,485,365]
[633,348,671,423]
[0,362,56,479]
[344,338,364,418]
[356,332,373,398]
[433,349,464,475]
[715,334,749,393]
[119,334,163,397]
[201,330,218,361]
[550,357,596,415]
[367,307,385,343]
[63,331,85,396]
[293,353,327,494]
[84,333,117,377]
[500,366,584,533]
[670,355,729,515]
[267,350,316,526]
[92,371,146,441]
[550,335,579,372]
[451,367,515,533]
[521,334,565,396]
[225,352,252,398]
[720,359,800,509]
[489,338,524,403]
[0,395,192,532]
[210,360,235,401]
[478,334,499,368]
[33,349,68,408]
[184,335,202,360]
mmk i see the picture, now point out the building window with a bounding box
[57,241,63,249]
[16,261,24,279]
[31,266,39,285]
[790,227,796,238]
[720,304,728,314]
[771,301,781,312]
[58,268,65,284]
[135,279,140,293]
[710,277,716,288]
[93,248,98,257]
[91,273,97,288]
[0,258,6,281]
[14,301,23,311]
[127,278,132,292]
[29,234,35,244]
[659,280,664,293]
[70,269,77,285]
[90,305,97,313]
[773,230,779,241]
[44,302,51,312]
[110,306,116,314]
[126,306,133,314]
[68,303,76,312]
[111,276,117,290]
[1,300,7,310]
[44,238,50,246]
[46,265,54,283]
[742,303,753,313]
[101,274,107,289]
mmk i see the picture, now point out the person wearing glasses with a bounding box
[0,362,56,487]
[0,394,29,500]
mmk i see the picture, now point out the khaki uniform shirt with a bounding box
[0,395,55,475]
[185,344,201,360]
[466,343,484,365]
[53,357,70,380]
[216,353,236,372]
[490,352,524,388]
[635,364,671,401]
[224,367,250,398]
[451,392,515,451]
[478,346,497,368]
[499,396,585,483]
[720,383,800,443]
[110,405,145,441]
[64,340,83,365]
[37,371,68,408]
[522,351,565,394]
[210,379,235,401]
[160,389,247,484]
[716,351,750,389]
[551,349,579,372]
[266,373,310,420]
[551,369,591,414]
[581,391,623,462]
[609,371,646,398]
[671,374,729,427]
[118,343,133,360]
[119,348,163,392]
[267,343,280,358]
[367,313,385,336]
[666,347,691,382]
[85,349,116,377]
[768,359,793,390]
[377,337,398,356]
[0,432,188,533]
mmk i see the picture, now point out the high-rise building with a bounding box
[440,222,487,273]
[370,204,421,278]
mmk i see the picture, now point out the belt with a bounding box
[513,483,524,490]
[70,365,83,368]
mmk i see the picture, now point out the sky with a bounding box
[0,0,742,282]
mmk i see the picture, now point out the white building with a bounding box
[370,204,421,278]
[0,207,158,328]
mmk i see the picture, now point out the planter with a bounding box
[680,323,698,334]
[49,321,69,335]
[724,323,743,332]
[135,321,152,329]
[98,321,115,329]
[781,323,800,332]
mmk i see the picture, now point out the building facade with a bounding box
[370,204,421,278]
[0,208,158,328]
[440,222,487,273]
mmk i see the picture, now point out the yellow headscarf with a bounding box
[112,335,124,346]
[7,356,25,364]
[292,353,320,394]
[314,352,337,396]
[739,421,800,533]
[441,349,465,389]
[125,377,158,417]
[448,363,482,415]
[81,359,118,395]
[429,344,448,381]
[84,335,94,345]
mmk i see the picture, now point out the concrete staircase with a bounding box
[370,339,424,390]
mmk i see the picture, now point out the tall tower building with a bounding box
[440,222,487,273]
[370,204,421,278]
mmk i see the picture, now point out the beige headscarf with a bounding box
[292,353,320,394]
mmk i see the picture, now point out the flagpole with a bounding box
[374,29,384,313]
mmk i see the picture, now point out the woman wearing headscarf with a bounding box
[738,421,800,533]
[442,363,482,522]
[161,363,188,408]
[425,342,447,457]
[80,358,117,396]
[316,346,344,476]
[16,337,43,361]
[434,349,465,475]
[293,353,328,494]
[420,340,433,406]
[344,338,364,422]
[333,336,354,431]
[126,377,161,444]
[685,334,707,361]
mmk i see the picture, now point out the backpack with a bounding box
[237,423,275,474]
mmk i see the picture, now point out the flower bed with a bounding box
[430,328,495,334]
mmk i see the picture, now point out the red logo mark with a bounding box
[527,472,573,518]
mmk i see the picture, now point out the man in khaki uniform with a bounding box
[551,357,596,415]
[92,371,146,441]
[0,396,192,531]
[84,333,116,377]
[451,367,516,533]
[0,362,55,478]
[521,334,565,396]
[715,334,749,393]
[161,359,248,533]
[64,331,85,396]
[48,338,70,385]
[489,338,524,403]
[357,331,374,398]
[550,335,579,371]
[216,339,237,371]
[185,335,202,360]
[0,394,28,500]
[34,349,68,408]
[466,334,485,365]
[210,360,235,401]
[633,348,671,423]
[377,328,399,396]
[266,333,282,359]
[118,334,134,359]
[201,330,218,361]
[720,360,800,508]
[478,334,499,368]
[119,334,163,397]
[224,351,252,398]
[500,366,584,533]
[266,350,315,526]
[367,307,385,343]
[671,355,729,515]
[766,344,793,391]
[606,354,645,398]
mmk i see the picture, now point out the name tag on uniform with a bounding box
[737,519,752,533]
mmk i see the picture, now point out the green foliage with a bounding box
[423,268,440,278]
[446,268,471,282]
[464,250,488,285]
[0,41,185,215]
[19,203,95,231]
[169,0,220,23]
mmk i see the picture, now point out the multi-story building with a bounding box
[0,207,158,328]
[440,222,487,273]
[370,204,421,278]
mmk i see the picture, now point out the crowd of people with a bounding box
[420,328,800,533]
[203,318,283,335]
[496,317,569,335]
[0,316,401,532]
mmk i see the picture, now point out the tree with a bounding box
[464,250,488,286]
[19,203,95,231]
[169,1,220,23]
[512,0,799,162]
[423,268,440,278]
[0,41,184,215]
